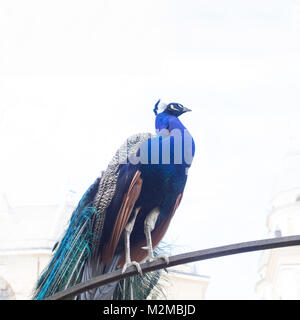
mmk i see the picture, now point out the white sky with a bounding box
[1,0,300,299]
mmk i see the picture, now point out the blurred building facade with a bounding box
[256,154,300,299]
[151,264,210,300]
[0,192,75,299]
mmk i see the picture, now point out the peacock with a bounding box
[33,100,195,300]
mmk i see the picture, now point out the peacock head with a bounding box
[165,102,191,117]
[153,99,191,117]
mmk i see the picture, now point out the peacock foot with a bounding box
[142,249,169,265]
[155,254,169,265]
[122,261,142,275]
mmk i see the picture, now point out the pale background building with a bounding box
[0,191,75,299]
[152,264,210,300]
[256,154,300,299]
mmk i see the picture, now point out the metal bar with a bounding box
[45,235,300,300]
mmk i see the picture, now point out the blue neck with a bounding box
[154,111,195,166]
[155,111,185,132]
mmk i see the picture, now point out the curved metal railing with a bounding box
[45,235,300,300]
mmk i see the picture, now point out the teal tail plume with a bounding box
[33,178,100,300]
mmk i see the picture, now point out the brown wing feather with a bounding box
[118,193,183,266]
[101,170,143,264]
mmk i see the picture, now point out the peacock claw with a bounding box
[122,261,142,275]
[156,254,169,265]
[145,254,169,265]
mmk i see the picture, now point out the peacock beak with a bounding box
[182,107,192,113]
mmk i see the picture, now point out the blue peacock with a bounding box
[33,100,195,300]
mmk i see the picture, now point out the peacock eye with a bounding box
[170,104,179,111]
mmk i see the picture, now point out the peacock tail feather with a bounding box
[33,133,152,300]
[33,178,100,300]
